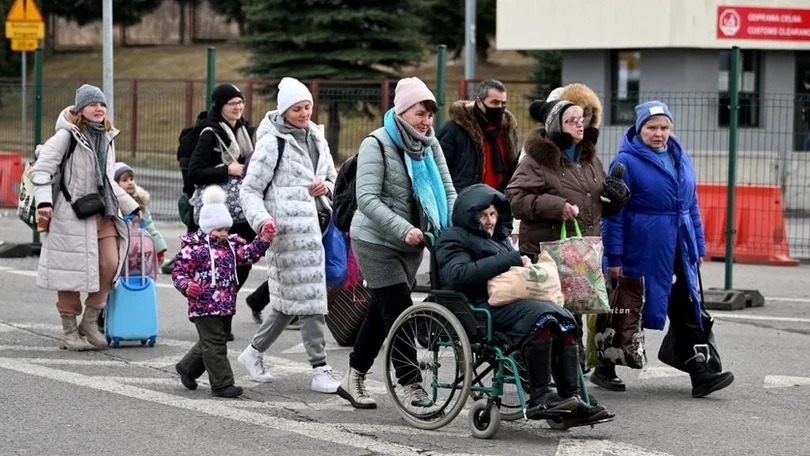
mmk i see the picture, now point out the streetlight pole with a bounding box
[464,0,476,99]
[102,0,114,121]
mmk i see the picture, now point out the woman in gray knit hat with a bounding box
[30,84,142,351]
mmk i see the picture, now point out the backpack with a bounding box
[17,134,78,229]
[244,136,285,196]
[333,135,388,233]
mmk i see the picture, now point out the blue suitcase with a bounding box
[105,217,159,348]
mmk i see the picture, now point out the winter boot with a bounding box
[590,365,626,392]
[553,338,613,425]
[77,307,108,349]
[337,366,377,409]
[59,316,94,351]
[211,384,244,398]
[522,337,578,420]
[686,345,734,398]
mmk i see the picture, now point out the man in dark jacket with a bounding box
[437,80,519,193]
[434,184,612,426]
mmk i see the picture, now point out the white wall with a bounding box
[497,0,810,50]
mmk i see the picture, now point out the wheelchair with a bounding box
[381,236,611,439]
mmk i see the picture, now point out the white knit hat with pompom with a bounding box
[198,186,233,234]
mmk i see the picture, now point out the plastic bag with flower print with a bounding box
[539,219,610,314]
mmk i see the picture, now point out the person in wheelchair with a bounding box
[435,184,612,424]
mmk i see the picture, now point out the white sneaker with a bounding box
[237,345,273,383]
[311,365,341,393]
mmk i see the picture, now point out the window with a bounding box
[718,50,761,128]
[611,51,641,125]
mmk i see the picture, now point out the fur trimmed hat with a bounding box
[545,83,603,128]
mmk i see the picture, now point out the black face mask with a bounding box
[479,102,505,125]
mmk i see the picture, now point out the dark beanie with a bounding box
[212,84,244,112]
[529,99,575,136]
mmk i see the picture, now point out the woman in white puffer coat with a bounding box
[237,77,341,394]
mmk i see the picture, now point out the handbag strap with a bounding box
[559,218,582,240]
[58,134,80,203]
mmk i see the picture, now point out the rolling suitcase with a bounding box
[105,216,159,348]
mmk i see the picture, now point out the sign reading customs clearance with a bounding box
[717,6,810,41]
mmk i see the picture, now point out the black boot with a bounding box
[686,346,734,398]
[522,338,578,420]
[591,365,626,392]
[553,340,613,425]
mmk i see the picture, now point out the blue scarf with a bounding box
[383,108,450,234]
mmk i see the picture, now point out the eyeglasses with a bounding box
[226,100,245,107]
[563,116,585,126]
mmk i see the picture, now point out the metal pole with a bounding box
[21,51,27,156]
[436,45,447,126]
[33,48,44,246]
[724,46,740,290]
[102,0,114,122]
[464,0,476,99]
[206,47,216,110]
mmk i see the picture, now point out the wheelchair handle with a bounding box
[423,232,436,248]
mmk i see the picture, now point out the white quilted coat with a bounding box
[240,111,337,315]
[30,107,139,293]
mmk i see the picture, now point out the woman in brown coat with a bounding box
[506,97,628,391]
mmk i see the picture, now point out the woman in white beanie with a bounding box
[30,84,141,351]
[337,77,457,410]
[238,77,341,394]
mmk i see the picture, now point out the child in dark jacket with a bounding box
[173,186,276,398]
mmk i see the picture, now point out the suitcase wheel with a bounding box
[140,339,147,346]
[111,338,121,348]
[147,336,156,347]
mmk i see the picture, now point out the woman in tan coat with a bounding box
[31,84,141,351]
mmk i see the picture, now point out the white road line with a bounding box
[763,375,810,389]
[712,313,810,324]
[555,439,673,456]
[0,358,488,456]
[0,345,61,352]
[636,366,688,380]
[234,400,357,413]
[282,342,352,354]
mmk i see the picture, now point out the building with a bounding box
[496,0,810,158]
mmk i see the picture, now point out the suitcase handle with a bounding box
[123,215,147,286]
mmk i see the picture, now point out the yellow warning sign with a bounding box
[11,38,36,51]
[6,0,43,22]
[5,0,44,42]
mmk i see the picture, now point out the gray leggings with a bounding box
[251,309,327,367]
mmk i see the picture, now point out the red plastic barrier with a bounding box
[0,152,24,209]
[697,183,799,266]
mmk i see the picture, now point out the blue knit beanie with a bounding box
[74,84,106,113]
[635,101,673,133]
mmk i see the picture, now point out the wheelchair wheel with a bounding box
[383,302,473,430]
[468,399,500,439]
[470,356,529,422]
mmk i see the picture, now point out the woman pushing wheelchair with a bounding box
[435,184,613,426]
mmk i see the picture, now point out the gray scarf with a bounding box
[393,114,434,160]
[83,120,116,217]
[271,113,320,171]
[217,121,253,165]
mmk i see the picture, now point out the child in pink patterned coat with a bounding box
[173,186,276,398]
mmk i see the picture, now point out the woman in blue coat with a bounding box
[601,101,734,398]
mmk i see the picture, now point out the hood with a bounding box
[451,184,513,240]
[448,100,518,133]
[522,125,596,169]
[54,106,119,147]
[619,125,685,161]
[554,83,603,128]
[133,185,150,207]
[256,109,323,144]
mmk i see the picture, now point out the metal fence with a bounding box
[0,78,808,260]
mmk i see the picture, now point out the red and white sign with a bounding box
[717,6,810,41]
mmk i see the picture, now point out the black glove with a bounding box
[583,127,599,145]
[600,163,631,214]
